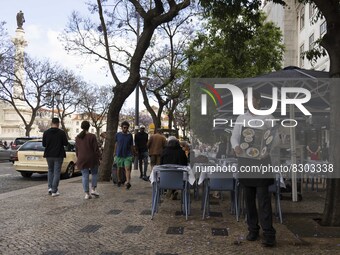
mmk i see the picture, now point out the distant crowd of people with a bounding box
[113,121,191,192]
[41,118,190,200]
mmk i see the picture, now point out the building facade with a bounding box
[263,0,329,71]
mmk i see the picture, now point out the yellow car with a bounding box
[14,139,79,178]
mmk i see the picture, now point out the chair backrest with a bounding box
[209,178,234,191]
[158,169,187,190]
[207,171,234,191]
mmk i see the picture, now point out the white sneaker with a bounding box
[85,193,92,199]
[48,188,52,195]
[90,190,99,197]
[51,191,60,197]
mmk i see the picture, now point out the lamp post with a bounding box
[49,91,61,118]
[135,82,140,128]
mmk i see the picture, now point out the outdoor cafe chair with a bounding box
[151,166,190,220]
[201,171,239,221]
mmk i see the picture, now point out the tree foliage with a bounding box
[186,10,284,143]
[186,13,284,78]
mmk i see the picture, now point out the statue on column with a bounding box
[16,10,25,29]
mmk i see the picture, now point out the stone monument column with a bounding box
[11,10,28,107]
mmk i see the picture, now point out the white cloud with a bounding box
[25,24,43,40]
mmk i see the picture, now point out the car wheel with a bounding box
[62,163,75,179]
[20,172,33,178]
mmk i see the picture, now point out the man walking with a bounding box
[147,129,167,170]
[43,118,68,197]
[114,121,134,189]
[135,125,149,179]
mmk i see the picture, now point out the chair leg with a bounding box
[201,193,204,210]
[277,192,283,224]
[180,190,184,214]
[156,188,162,213]
[185,188,188,220]
[202,185,209,220]
[194,181,199,201]
[187,185,191,216]
[235,186,239,222]
[151,184,158,219]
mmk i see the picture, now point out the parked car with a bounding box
[11,137,39,150]
[0,145,12,162]
[14,139,79,178]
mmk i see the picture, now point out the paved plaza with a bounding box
[1,170,340,255]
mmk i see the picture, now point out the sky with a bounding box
[0,0,140,110]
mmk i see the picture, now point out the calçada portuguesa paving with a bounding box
[1,170,340,255]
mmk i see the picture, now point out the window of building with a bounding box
[76,121,79,125]
[300,44,305,68]
[76,128,79,133]
[309,33,314,50]
[320,21,327,37]
[300,7,305,30]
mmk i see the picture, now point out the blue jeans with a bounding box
[46,157,64,193]
[81,166,98,193]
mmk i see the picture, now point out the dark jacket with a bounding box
[76,133,100,169]
[161,143,188,166]
[135,131,148,153]
[43,127,68,158]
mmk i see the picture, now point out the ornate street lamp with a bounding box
[49,91,61,118]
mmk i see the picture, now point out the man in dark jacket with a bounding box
[43,118,68,197]
[135,125,149,179]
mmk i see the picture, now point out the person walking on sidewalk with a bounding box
[43,117,68,197]
[76,121,101,199]
[147,129,167,170]
[135,125,149,179]
[114,121,134,189]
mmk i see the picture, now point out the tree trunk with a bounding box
[321,22,340,226]
[60,120,70,140]
[98,95,124,181]
[322,179,340,226]
[321,74,340,226]
[25,127,30,137]
[140,85,166,130]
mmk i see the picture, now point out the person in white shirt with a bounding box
[231,90,276,247]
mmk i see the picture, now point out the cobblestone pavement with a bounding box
[0,162,49,194]
[1,170,340,255]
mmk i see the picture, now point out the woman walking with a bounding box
[76,121,101,199]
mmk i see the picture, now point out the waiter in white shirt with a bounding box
[230,90,276,247]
